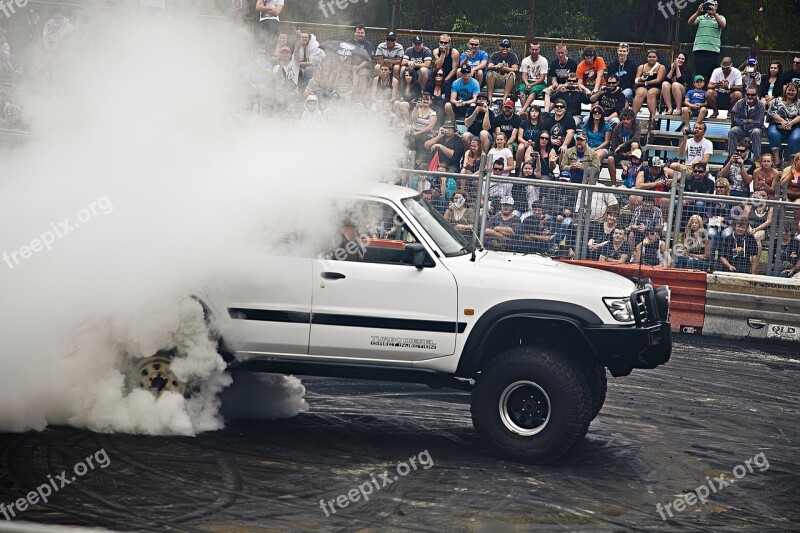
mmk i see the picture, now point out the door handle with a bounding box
[321,272,346,280]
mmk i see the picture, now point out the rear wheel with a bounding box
[132,350,190,398]
[471,347,591,464]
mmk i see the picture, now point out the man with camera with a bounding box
[463,92,495,153]
[558,72,589,127]
[719,142,755,198]
[425,120,465,173]
[670,121,714,177]
[689,0,726,83]
[588,73,627,127]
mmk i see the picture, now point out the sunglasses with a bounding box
[470,43,480,47]
[794,61,800,64]
[540,136,550,139]
[584,53,594,57]
[694,170,706,174]
[439,40,450,44]
[737,149,747,153]
[607,82,618,85]
[554,105,566,109]
[716,185,728,189]
[435,73,444,77]
[592,110,603,114]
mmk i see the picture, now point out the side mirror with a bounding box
[403,243,432,269]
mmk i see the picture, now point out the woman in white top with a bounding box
[487,132,513,175]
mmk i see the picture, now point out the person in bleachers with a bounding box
[605,43,635,103]
[484,196,521,250]
[433,34,460,84]
[751,154,779,198]
[741,57,761,89]
[634,228,669,267]
[576,47,606,96]
[767,83,800,167]
[524,131,558,180]
[628,196,663,250]
[548,98,576,155]
[41,11,73,62]
[681,75,709,131]
[675,215,711,270]
[662,52,689,115]
[585,105,611,166]
[515,202,554,255]
[372,61,397,107]
[488,132,514,177]
[743,189,773,259]
[517,160,542,210]
[559,73,589,127]
[760,61,784,110]
[409,92,437,164]
[374,33,404,79]
[515,106,553,172]
[608,109,642,186]
[588,74,627,127]
[425,120,464,173]
[688,0,726,82]
[718,218,759,274]
[719,142,755,198]
[599,227,632,264]
[780,154,800,227]
[444,189,477,239]
[671,121,713,176]
[547,171,580,258]
[561,132,600,184]
[292,30,325,90]
[632,50,666,122]
[486,39,519,104]
[493,100,523,155]
[587,208,621,261]
[461,138,484,187]
[446,64,480,124]
[775,223,800,278]
[424,69,451,124]
[347,24,375,58]
[544,44,579,112]
[782,55,800,88]
[706,57,743,118]
[727,86,765,160]
[0,87,26,130]
[682,162,715,224]
[462,91,495,153]
[0,26,13,79]
[635,156,675,193]
[518,42,548,114]
[458,37,489,88]
[394,69,422,122]
[705,177,735,260]
[401,36,433,90]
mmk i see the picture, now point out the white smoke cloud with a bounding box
[0,11,399,434]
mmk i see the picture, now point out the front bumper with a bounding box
[583,284,672,377]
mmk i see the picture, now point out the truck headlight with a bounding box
[603,297,634,322]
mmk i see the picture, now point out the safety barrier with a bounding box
[703,273,800,342]
[565,260,707,334]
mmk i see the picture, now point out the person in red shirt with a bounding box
[576,47,606,96]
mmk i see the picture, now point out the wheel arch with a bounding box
[456,300,602,379]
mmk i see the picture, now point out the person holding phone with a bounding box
[688,0,726,83]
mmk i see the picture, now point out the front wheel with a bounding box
[471,347,591,464]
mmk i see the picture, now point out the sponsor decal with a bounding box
[370,336,437,350]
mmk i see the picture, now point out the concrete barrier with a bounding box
[703,273,800,342]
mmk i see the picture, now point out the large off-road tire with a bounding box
[471,347,592,464]
[585,365,608,421]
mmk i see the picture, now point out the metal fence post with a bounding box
[663,167,681,262]
[772,181,789,277]
[574,169,595,261]
[670,167,686,263]
[478,154,491,248]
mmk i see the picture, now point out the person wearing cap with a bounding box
[446,64,480,123]
[459,37,489,87]
[635,156,675,192]
[706,56,743,118]
[718,217,759,274]
[487,39,520,103]
[561,132,600,184]
[462,91,495,153]
[621,148,644,190]
[774,223,800,278]
[425,120,465,173]
[544,44,579,112]
[628,196,664,253]
[492,99,523,153]
[548,98,576,155]
[518,42,548,113]
[662,52,689,115]
[633,227,669,267]
[484,195,521,250]
[255,0,283,52]
[740,56,761,89]
[688,0,726,83]
[576,47,606,96]
[608,108,642,186]
[401,36,433,89]
[433,33,460,83]
[681,75,709,130]
[727,87,765,161]
[374,33,404,79]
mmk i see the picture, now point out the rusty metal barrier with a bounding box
[565,260,707,334]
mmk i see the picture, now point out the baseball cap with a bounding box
[442,120,456,128]
[630,149,642,159]
[460,64,472,74]
[477,91,489,100]
[646,227,658,235]
[746,56,757,65]
[649,156,664,167]
[558,171,572,181]
[575,131,587,140]
[503,99,514,108]
[693,74,705,82]
[412,35,423,44]
[500,196,514,205]
[386,32,397,40]
[500,39,511,48]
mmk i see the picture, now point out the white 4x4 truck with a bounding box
[190,184,671,464]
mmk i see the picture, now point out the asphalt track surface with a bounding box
[1,335,798,532]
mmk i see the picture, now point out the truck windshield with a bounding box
[402,196,473,257]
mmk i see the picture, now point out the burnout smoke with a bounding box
[0,12,398,434]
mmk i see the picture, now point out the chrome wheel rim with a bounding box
[135,356,185,396]
[499,380,551,436]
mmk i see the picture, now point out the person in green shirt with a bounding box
[688,0,726,82]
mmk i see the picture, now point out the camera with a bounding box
[602,85,611,91]
[703,1,713,11]
[439,127,447,135]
